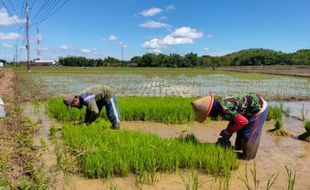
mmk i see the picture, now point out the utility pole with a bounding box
[25,1,31,72]
[120,42,124,61]
[15,44,18,67]
[36,28,41,60]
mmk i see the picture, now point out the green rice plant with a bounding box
[305,120,310,134]
[301,104,308,121]
[285,166,296,190]
[61,122,238,179]
[298,120,310,142]
[46,97,196,124]
[109,180,119,190]
[46,98,85,122]
[267,106,283,121]
[238,162,279,190]
[180,170,201,190]
[268,119,289,136]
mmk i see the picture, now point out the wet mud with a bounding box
[24,102,310,190]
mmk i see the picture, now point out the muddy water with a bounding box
[24,103,310,190]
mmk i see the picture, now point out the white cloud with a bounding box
[120,42,128,48]
[141,27,203,51]
[80,48,91,53]
[160,16,168,20]
[0,32,22,40]
[0,8,25,26]
[203,47,209,51]
[108,34,117,41]
[207,33,213,38]
[165,5,176,11]
[2,43,12,48]
[139,20,170,28]
[80,48,98,54]
[59,45,73,50]
[140,7,162,17]
[162,35,193,45]
[171,27,203,39]
[141,38,165,49]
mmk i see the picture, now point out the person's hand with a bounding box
[220,129,232,140]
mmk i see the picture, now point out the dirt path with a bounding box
[0,68,18,98]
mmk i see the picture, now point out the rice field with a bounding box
[61,122,238,179]
[13,66,310,189]
[15,67,310,99]
[47,97,196,124]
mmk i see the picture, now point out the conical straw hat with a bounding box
[191,94,214,123]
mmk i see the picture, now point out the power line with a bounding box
[31,0,53,23]
[30,0,69,33]
[34,0,69,26]
[0,0,23,27]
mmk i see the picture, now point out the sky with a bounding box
[0,0,309,61]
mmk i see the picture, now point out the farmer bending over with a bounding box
[63,84,120,129]
[191,93,268,160]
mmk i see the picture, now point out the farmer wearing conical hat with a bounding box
[63,84,120,129]
[191,93,268,160]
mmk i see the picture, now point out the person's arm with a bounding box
[220,113,249,139]
[84,99,99,124]
[219,99,249,139]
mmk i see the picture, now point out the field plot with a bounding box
[17,67,310,100]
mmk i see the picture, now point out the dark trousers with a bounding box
[97,95,120,124]
[235,106,268,160]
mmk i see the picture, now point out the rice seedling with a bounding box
[268,119,289,136]
[300,104,308,121]
[238,162,279,190]
[61,122,238,180]
[46,98,85,122]
[179,170,201,190]
[285,166,296,190]
[267,106,283,121]
[46,97,195,124]
[298,120,310,142]
[18,66,310,99]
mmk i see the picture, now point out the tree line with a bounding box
[46,48,310,67]
[3,48,310,67]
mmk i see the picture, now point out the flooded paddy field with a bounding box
[25,102,310,190]
[16,67,310,100]
[14,66,310,189]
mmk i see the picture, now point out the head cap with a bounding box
[63,95,75,110]
[191,94,214,123]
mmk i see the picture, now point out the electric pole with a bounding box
[15,44,18,67]
[25,1,31,72]
[36,28,41,60]
[120,42,124,61]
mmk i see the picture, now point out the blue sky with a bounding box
[0,0,309,61]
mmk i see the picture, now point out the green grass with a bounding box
[62,122,238,179]
[46,97,196,124]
